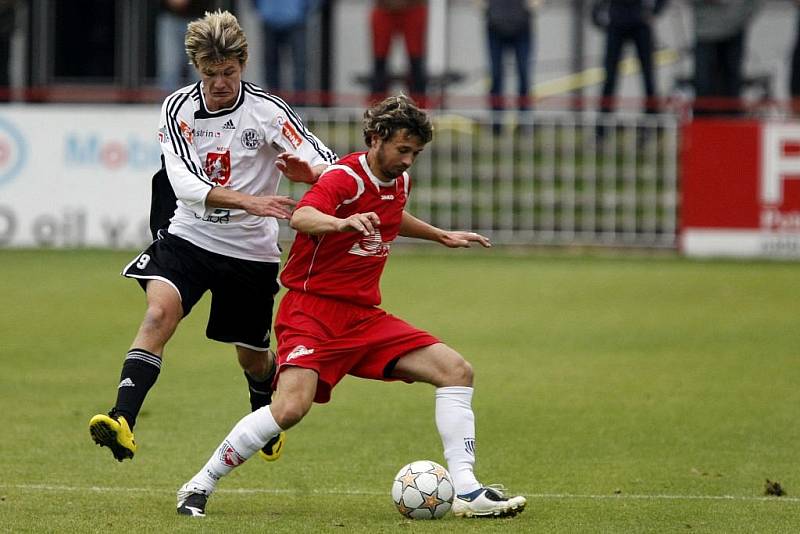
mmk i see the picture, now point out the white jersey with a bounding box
[157,81,338,262]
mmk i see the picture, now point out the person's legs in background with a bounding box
[370,7,394,102]
[157,11,190,92]
[487,29,505,135]
[263,23,281,94]
[288,23,308,105]
[400,3,428,106]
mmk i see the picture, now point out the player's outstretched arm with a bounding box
[291,206,381,236]
[399,211,492,248]
[206,186,296,219]
[275,152,327,184]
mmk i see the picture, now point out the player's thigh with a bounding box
[391,343,473,387]
[123,234,209,317]
[207,259,279,349]
[143,279,184,329]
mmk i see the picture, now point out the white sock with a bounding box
[188,405,283,493]
[435,386,481,495]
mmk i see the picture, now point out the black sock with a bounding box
[244,358,276,412]
[113,348,162,429]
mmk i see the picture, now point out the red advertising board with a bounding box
[681,119,800,258]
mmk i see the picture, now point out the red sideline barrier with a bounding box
[681,119,800,258]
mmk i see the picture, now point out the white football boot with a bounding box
[452,484,527,518]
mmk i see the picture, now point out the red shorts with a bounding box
[274,290,440,403]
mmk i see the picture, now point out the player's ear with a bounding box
[369,133,381,149]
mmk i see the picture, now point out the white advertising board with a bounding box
[0,104,162,248]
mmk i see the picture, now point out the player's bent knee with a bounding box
[141,303,180,333]
[444,357,473,387]
[270,398,311,430]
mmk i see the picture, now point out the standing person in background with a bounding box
[592,0,668,137]
[790,0,800,114]
[0,0,18,101]
[690,0,761,116]
[89,10,338,465]
[175,94,526,520]
[157,0,220,92]
[253,0,320,106]
[370,0,428,106]
[482,0,542,135]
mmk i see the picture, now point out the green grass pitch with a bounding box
[0,248,798,533]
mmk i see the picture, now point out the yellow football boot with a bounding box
[257,431,285,462]
[89,413,137,461]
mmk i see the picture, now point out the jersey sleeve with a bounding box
[297,166,363,215]
[158,91,215,218]
[261,96,338,168]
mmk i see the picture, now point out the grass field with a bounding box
[0,248,798,533]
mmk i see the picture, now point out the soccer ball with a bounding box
[391,460,454,519]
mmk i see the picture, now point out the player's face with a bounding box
[370,130,426,180]
[199,58,243,111]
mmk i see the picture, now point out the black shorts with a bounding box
[122,232,280,351]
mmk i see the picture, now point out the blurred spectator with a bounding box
[482,0,542,135]
[157,0,217,92]
[0,0,17,101]
[253,0,320,105]
[370,0,428,106]
[592,0,667,128]
[790,0,800,114]
[690,0,761,116]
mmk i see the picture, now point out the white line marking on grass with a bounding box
[4,484,800,503]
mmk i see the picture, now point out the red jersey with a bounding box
[280,151,410,306]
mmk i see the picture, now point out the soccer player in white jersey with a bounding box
[89,10,337,464]
[175,94,527,519]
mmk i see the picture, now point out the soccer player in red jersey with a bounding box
[176,95,527,519]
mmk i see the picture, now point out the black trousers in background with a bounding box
[0,32,10,101]
[693,31,745,116]
[600,22,657,114]
[790,9,800,111]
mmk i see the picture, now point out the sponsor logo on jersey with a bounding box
[193,208,230,224]
[281,122,303,149]
[195,128,221,138]
[286,345,315,361]
[179,120,194,144]
[381,194,394,200]
[241,128,260,150]
[348,231,390,257]
[219,440,246,467]
[205,150,231,186]
[222,119,236,130]
[157,125,170,144]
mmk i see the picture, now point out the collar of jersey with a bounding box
[359,153,402,190]
[197,81,245,116]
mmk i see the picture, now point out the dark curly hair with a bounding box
[362,94,433,147]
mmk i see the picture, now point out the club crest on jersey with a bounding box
[348,231,390,257]
[179,120,194,144]
[205,150,231,186]
[157,125,170,144]
[241,128,260,150]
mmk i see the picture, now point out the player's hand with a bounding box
[339,212,381,236]
[440,231,492,248]
[244,195,297,219]
[276,152,316,184]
